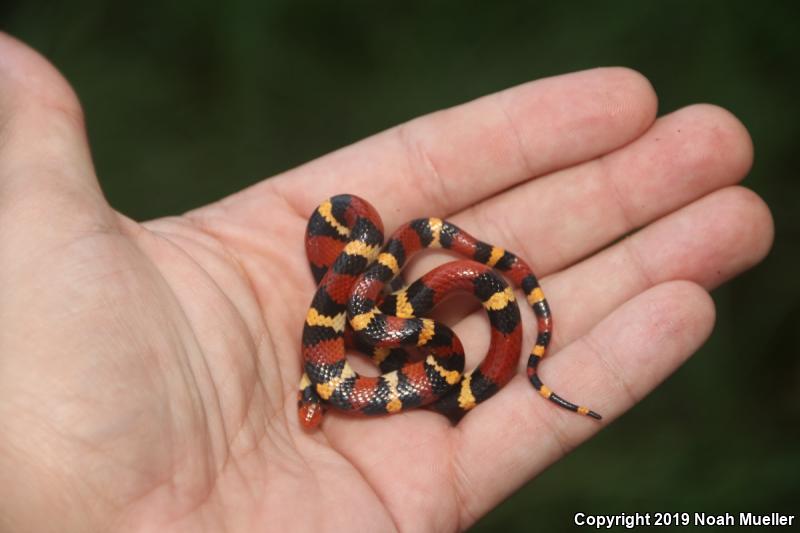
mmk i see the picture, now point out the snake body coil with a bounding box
[298,194,600,428]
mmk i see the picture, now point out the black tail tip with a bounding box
[587,410,602,420]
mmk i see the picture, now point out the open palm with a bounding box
[0,34,772,532]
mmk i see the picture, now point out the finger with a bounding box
[403,103,753,345]
[541,186,773,350]
[0,33,110,226]
[215,67,657,229]
[451,281,715,526]
[409,103,753,279]
[444,185,772,374]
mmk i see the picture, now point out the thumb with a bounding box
[0,32,115,236]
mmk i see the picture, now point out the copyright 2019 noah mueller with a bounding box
[574,512,796,528]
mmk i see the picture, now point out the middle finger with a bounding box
[425,103,753,278]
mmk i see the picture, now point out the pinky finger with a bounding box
[452,280,716,528]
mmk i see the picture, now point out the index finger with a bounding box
[218,67,657,229]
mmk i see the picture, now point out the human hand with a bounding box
[0,33,772,532]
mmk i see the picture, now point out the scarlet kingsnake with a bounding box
[298,194,601,428]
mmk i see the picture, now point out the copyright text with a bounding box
[574,512,795,528]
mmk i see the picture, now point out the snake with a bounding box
[298,194,601,428]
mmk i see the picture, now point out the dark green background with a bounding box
[4,1,798,531]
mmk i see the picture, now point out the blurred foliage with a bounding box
[3,0,798,531]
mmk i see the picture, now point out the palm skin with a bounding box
[0,33,773,533]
